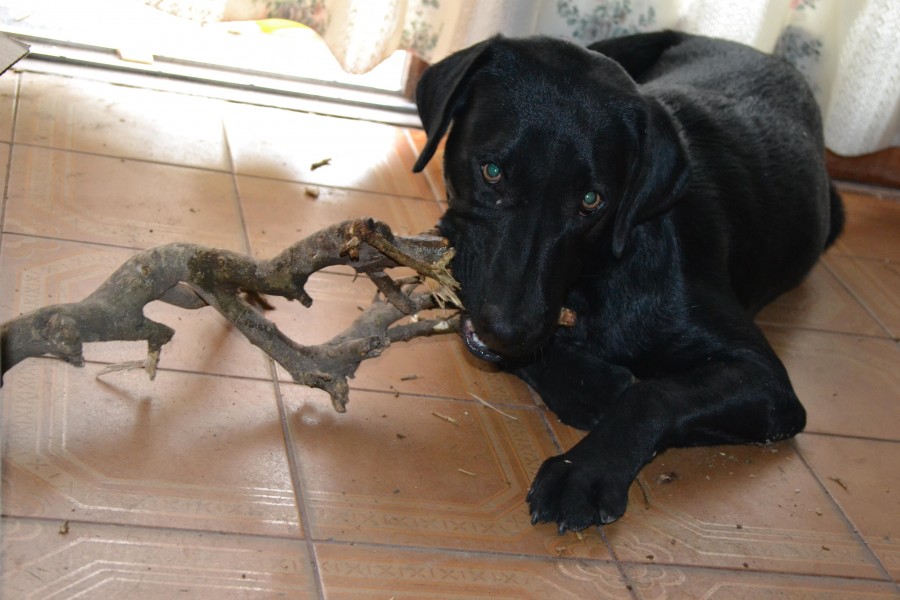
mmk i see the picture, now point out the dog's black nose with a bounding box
[476,303,532,354]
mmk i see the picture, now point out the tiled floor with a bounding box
[0,67,898,599]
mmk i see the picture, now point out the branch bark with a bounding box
[0,219,461,412]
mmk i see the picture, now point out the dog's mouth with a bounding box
[459,308,577,363]
[460,316,505,363]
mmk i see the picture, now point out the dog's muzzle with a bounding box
[460,316,504,363]
[459,308,577,363]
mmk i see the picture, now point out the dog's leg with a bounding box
[513,344,635,430]
[527,332,805,533]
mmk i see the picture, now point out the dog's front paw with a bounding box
[527,453,631,533]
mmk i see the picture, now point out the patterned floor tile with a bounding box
[281,386,610,559]
[224,104,433,199]
[828,254,900,338]
[236,175,442,260]
[0,518,318,599]
[316,542,631,599]
[1,361,299,537]
[832,192,900,262]
[5,146,245,251]
[757,260,887,337]
[546,417,883,579]
[765,327,900,440]
[0,71,16,143]
[15,72,231,170]
[625,563,898,599]
[795,434,900,580]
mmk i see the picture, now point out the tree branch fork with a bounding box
[0,219,462,412]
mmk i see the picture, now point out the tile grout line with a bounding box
[0,71,21,242]
[0,513,306,544]
[269,361,328,600]
[758,320,897,344]
[789,437,898,585]
[835,180,900,202]
[821,256,897,340]
[12,139,441,205]
[800,429,900,446]
[598,527,642,600]
[223,119,254,257]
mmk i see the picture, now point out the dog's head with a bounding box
[413,36,689,361]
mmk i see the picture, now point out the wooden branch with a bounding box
[0,218,461,412]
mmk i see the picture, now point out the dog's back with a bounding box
[591,32,842,312]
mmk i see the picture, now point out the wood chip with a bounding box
[636,477,651,510]
[828,476,849,492]
[304,186,320,199]
[310,158,331,170]
[558,307,577,327]
[431,411,459,426]
[656,471,679,484]
[457,468,477,476]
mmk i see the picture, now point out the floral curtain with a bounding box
[157,0,900,155]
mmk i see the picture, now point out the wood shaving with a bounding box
[558,307,577,327]
[828,476,849,492]
[470,393,518,420]
[431,411,459,426]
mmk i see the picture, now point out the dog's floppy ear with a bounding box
[612,99,690,258]
[412,38,497,173]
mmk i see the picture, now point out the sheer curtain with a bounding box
[157,0,900,155]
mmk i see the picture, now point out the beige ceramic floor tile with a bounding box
[829,255,900,338]
[0,234,270,380]
[757,260,887,337]
[5,146,245,250]
[1,361,299,537]
[16,72,231,170]
[796,434,900,580]
[547,417,883,578]
[266,272,535,405]
[281,386,609,559]
[832,193,900,262]
[764,327,900,441]
[224,104,433,198]
[605,443,883,578]
[236,175,443,259]
[0,518,318,599]
[0,71,16,143]
[353,335,538,406]
[316,542,631,599]
[625,563,899,600]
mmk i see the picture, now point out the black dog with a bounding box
[412,31,843,533]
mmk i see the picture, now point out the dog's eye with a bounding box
[481,163,503,184]
[580,191,605,215]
